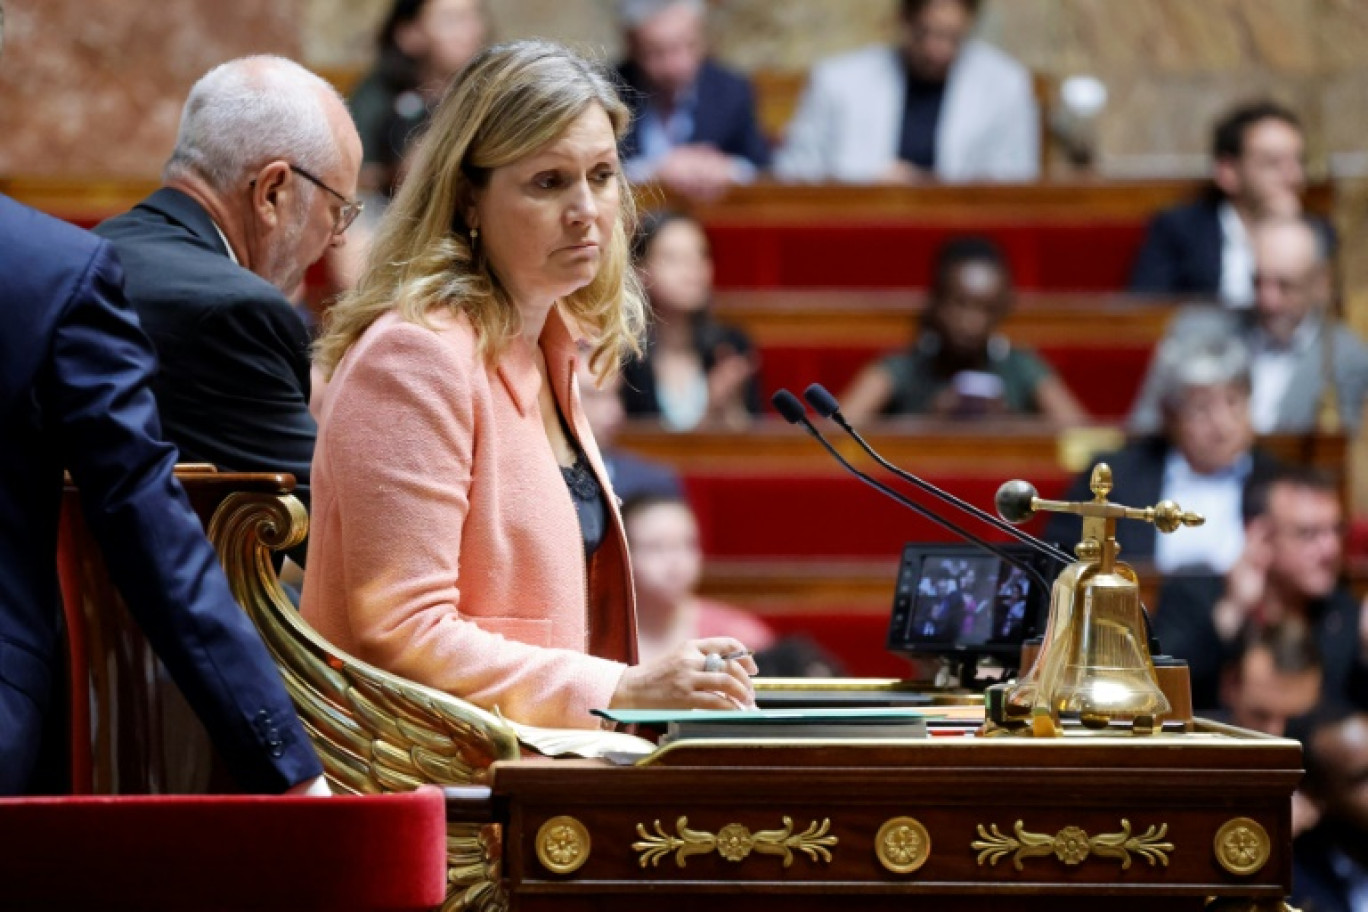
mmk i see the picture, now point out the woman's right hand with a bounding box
[609,637,758,710]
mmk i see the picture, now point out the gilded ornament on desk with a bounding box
[535,815,591,875]
[875,816,931,873]
[972,818,1173,870]
[988,465,1203,736]
[633,816,837,869]
[1213,817,1270,876]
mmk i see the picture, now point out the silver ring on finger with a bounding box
[702,652,725,673]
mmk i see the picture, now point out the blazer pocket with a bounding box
[0,640,53,709]
[487,617,553,649]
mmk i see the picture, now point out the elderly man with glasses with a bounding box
[96,56,363,564]
[1129,216,1368,436]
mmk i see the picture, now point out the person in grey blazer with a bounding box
[1130,218,1368,435]
[774,0,1039,184]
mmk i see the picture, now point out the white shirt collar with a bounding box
[1217,201,1255,309]
[211,220,240,265]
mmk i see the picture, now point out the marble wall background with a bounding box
[4,0,1367,178]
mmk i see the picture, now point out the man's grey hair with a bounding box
[164,55,344,194]
[1154,311,1253,412]
[619,0,704,29]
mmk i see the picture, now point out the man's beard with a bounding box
[260,194,312,297]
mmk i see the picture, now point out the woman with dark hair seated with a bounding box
[840,236,1087,424]
[349,0,490,199]
[621,210,760,430]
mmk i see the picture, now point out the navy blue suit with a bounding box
[1129,199,1225,297]
[0,193,321,794]
[617,59,771,167]
[1131,196,1337,297]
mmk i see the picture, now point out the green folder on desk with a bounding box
[593,707,938,741]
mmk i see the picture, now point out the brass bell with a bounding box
[990,465,1203,736]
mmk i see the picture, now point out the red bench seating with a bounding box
[706,220,1148,290]
[0,787,447,911]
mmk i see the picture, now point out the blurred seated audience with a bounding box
[774,0,1039,183]
[95,56,363,566]
[1218,620,1323,737]
[1130,101,1333,307]
[576,357,684,503]
[840,237,1086,424]
[625,495,777,664]
[615,0,769,201]
[1048,330,1270,574]
[624,495,842,677]
[1154,465,1368,713]
[332,0,489,291]
[1130,217,1368,435]
[622,211,760,430]
[350,0,489,200]
[1293,708,1368,912]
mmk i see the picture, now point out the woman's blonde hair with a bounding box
[315,40,646,380]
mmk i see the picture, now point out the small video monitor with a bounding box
[886,544,1053,657]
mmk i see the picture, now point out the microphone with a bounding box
[802,383,1074,567]
[771,389,1056,596]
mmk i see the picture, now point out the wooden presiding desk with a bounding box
[471,723,1300,911]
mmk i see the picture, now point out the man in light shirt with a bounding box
[1130,101,1332,307]
[1130,217,1368,435]
[1049,331,1272,575]
[614,0,769,201]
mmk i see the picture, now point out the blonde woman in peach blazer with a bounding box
[303,41,757,730]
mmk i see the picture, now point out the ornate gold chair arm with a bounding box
[206,490,519,912]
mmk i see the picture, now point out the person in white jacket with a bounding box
[774,0,1039,184]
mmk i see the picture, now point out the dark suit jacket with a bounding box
[0,193,320,794]
[603,449,683,506]
[1130,195,1337,297]
[1293,822,1367,912]
[1044,438,1278,568]
[1155,574,1368,713]
[617,59,771,167]
[94,189,316,543]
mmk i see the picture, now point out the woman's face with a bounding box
[468,104,621,311]
[641,218,712,314]
[930,259,1008,354]
[398,0,487,81]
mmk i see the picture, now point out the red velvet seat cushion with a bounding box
[0,786,448,911]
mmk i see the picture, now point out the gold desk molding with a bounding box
[875,816,932,874]
[972,819,1174,871]
[535,816,591,875]
[1213,817,1271,877]
[633,816,837,869]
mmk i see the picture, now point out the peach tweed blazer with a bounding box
[301,306,637,729]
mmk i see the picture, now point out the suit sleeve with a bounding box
[773,66,835,182]
[191,296,316,565]
[983,70,1040,181]
[45,241,322,792]
[1129,212,1185,293]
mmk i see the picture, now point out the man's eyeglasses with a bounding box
[288,164,364,235]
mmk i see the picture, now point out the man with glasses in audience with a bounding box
[1131,102,1331,307]
[1156,465,1368,714]
[1130,217,1368,435]
[96,56,363,563]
